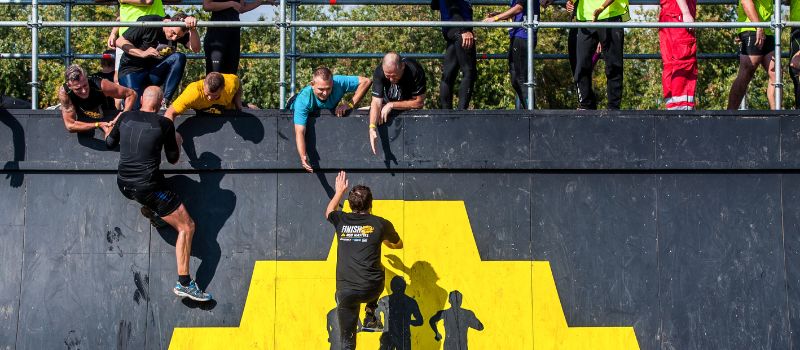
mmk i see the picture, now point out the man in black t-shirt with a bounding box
[369,52,427,155]
[325,171,403,350]
[105,85,212,303]
[116,12,201,109]
[58,64,136,133]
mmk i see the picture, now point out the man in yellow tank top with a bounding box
[727,0,775,109]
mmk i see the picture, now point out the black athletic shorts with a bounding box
[739,31,776,56]
[118,182,182,217]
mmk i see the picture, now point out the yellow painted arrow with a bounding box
[169,200,639,350]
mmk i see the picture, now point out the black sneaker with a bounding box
[361,309,383,332]
[140,206,168,228]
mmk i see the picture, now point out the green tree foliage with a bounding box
[0,2,796,109]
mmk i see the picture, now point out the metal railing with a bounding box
[0,0,788,110]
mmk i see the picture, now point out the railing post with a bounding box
[30,0,40,109]
[773,0,782,110]
[279,0,287,109]
[64,0,72,68]
[290,0,297,94]
[526,3,536,110]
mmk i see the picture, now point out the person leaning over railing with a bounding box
[727,0,775,109]
[288,66,371,173]
[573,0,629,110]
[483,0,553,109]
[788,0,800,109]
[431,0,477,110]
[659,0,697,110]
[116,13,201,110]
[57,64,136,133]
[164,72,244,121]
[203,0,276,75]
[368,52,426,155]
[106,0,165,86]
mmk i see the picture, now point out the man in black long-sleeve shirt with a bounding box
[105,85,212,302]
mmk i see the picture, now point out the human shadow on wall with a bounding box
[0,108,25,187]
[302,116,335,198]
[429,290,484,350]
[376,275,423,350]
[176,111,265,162]
[376,116,400,170]
[385,255,448,350]
[156,152,234,301]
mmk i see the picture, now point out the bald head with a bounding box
[140,86,164,111]
[382,52,402,71]
[381,52,405,84]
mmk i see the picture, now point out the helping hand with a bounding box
[334,170,349,194]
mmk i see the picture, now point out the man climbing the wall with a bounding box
[325,171,404,350]
[105,85,212,302]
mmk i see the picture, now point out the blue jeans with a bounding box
[119,52,186,109]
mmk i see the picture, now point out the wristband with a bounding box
[494,15,500,21]
[347,101,354,108]
[94,122,100,128]
[369,124,377,129]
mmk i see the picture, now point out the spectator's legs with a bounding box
[118,71,149,110]
[727,54,760,110]
[149,52,187,104]
[204,29,225,74]
[510,35,531,108]
[762,51,776,109]
[568,28,578,74]
[440,34,460,109]
[659,25,698,110]
[574,27,599,109]
[599,20,624,110]
[205,27,241,74]
[454,33,477,110]
[790,28,800,109]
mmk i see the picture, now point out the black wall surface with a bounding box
[1,109,800,349]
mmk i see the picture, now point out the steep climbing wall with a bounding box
[1,109,798,349]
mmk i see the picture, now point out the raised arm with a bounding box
[325,171,349,219]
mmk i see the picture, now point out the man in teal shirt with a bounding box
[290,66,371,172]
[727,0,775,109]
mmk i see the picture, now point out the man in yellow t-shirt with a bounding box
[164,72,243,121]
[727,0,775,109]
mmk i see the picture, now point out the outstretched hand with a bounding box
[370,127,379,155]
[335,170,349,194]
[385,254,404,270]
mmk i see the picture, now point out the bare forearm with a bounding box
[388,98,423,111]
[675,0,691,17]
[369,99,382,125]
[240,0,261,13]
[351,78,372,106]
[325,191,345,218]
[294,125,307,159]
[740,0,760,23]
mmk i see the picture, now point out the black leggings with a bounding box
[509,35,536,108]
[336,285,383,350]
[440,31,477,109]
[574,16,624,110]
[204,26,241,74]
